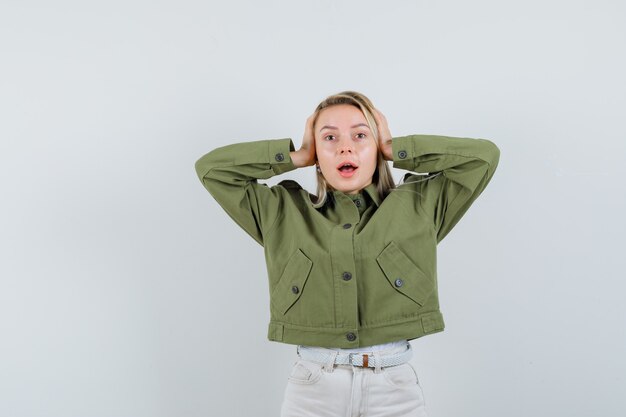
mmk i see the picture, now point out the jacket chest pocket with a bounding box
[271,249,313,315]
[376,241,433,306]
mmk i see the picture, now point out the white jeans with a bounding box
[280,344,428,417]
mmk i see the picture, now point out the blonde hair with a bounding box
[310,91,397,208]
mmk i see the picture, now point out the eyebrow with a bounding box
[319,123,370,132]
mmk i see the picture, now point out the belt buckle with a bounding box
[348,352,359,366]
[348,352,371,367]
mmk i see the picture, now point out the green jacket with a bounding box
[194,134,500,348]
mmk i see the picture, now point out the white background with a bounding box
[1,1,625,416]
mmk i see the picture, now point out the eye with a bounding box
[356,133,367,139]
[324,135,335,141]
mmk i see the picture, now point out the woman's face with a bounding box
[314,104,379,195]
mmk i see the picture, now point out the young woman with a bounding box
[195,91,500,416]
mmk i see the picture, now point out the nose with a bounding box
[338,141,354,154]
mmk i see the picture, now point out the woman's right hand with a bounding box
[291,112,317,168]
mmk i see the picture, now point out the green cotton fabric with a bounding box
[194,134,500,348]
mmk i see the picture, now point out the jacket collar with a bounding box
[329,182,382,208]
[362,182,382,207]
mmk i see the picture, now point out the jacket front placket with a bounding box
[328,192,362,344]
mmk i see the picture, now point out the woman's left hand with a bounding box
[373,108,393,161]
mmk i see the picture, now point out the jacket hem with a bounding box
[267,311,445,348]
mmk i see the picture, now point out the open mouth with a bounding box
[337,162,358,177]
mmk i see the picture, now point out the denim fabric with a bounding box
[280,344,428,417]
[195,135,499,348]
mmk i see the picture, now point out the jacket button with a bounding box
[291,285,299,294]
[398,150,407,159]
[355,199,362,207]
[346,332,356,341]
[342,272,352,281]
[275,152,285,162]
[394,278,404,287]
[343,223,352,229]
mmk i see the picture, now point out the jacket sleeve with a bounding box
[391,134,500,243]
[194,137,298,246]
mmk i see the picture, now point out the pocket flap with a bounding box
[376,241,433,306]
[271,249,313,315]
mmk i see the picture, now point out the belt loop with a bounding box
[322,349,338,373]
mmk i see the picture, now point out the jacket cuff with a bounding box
[391,135,416,171]
[269,138,297,175]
